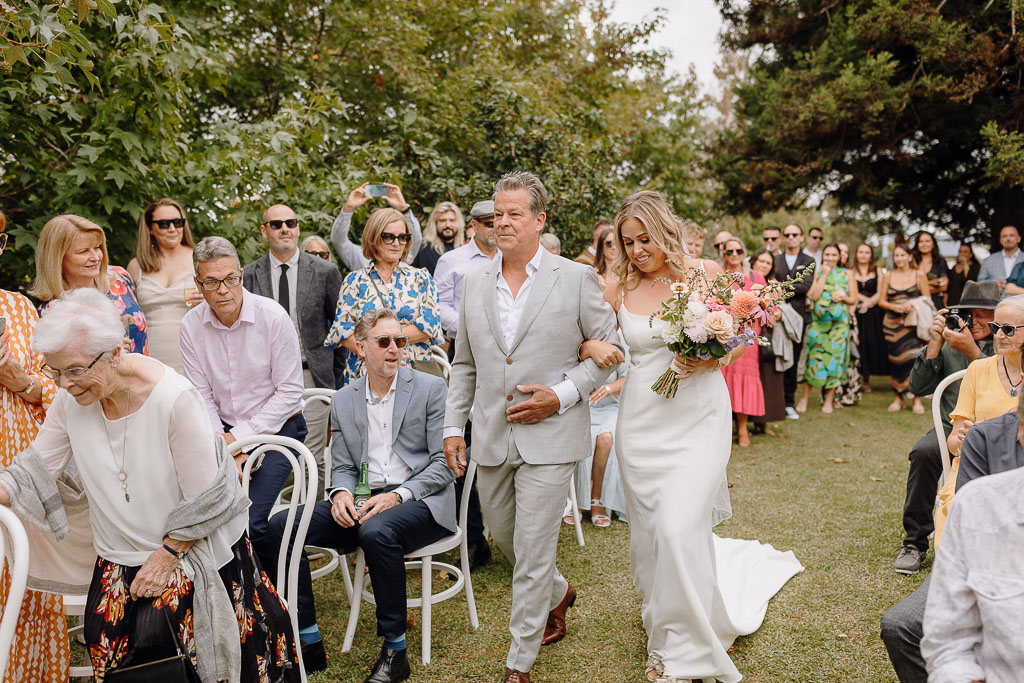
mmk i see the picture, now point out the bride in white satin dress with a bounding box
[586,192,803,683]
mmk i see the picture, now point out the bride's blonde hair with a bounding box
[612,191,696,295]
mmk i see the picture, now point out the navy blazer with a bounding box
[328,367,456,533]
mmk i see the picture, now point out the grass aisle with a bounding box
[312,378,931,681]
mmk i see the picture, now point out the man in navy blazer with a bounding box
[268,308,455,682]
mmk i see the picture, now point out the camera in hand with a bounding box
[945,308,973,332]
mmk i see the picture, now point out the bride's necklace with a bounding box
[1002,357,1023,397]
[100,362,132,503]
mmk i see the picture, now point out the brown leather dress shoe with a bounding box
[541,583,576,646]
[504,667,531,682]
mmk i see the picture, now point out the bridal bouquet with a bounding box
[650,266,812,398]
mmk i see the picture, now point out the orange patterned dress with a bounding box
[0,289,69,682]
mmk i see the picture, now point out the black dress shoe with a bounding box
[301,639,328,673]
[363,645,410,683]
[467,540,491,572]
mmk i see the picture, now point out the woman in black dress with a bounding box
[946,243,980,306]
[749,248,786,433]
[853,243,889,387]
[879,244,931,412]
[912,231,948,309]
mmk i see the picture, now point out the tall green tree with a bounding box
[1,0,707,291]
[710,0,1024,242]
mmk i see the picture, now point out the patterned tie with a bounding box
[278,263,290,314]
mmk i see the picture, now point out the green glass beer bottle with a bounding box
[354,462,371,515]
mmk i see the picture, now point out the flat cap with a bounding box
[469,200,494,218]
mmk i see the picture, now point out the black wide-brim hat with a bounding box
[957,280,1001,309]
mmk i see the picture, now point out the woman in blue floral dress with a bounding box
[324,207,443,385]
[30,214,148,354]
[796,243,857,414]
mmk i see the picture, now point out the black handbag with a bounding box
[105,607,200,682]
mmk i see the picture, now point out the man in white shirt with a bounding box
[268,308,455,682]
[978,224,1023,294]
[803,226,824,266]
[243,204,344,500]
[179,236,306,615]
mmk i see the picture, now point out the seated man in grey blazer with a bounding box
[268,307,456,682]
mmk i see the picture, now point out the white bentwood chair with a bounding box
[230,434,318,683]
[0,507,30,680]
[932,369,966,489]
[563,474,585,547]
[342,462,480,664]
[429,344,452,382]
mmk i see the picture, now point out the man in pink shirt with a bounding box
[180,236,306,586]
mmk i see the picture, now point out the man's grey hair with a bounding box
[300,235,329,251]
[33,287,125,357]
[493,171,547,217]
[193,236,241,275]
[997,294,1024,316]
[540,233,561,254]
[354,307,398,341]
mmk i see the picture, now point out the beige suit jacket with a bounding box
[444,248,619,466]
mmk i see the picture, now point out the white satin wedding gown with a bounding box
[615,305,803,682]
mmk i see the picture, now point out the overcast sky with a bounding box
[607,0,725,88]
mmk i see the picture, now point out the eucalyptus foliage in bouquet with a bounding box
[650,265,813,398]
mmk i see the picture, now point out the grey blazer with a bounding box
[444,249,620,466]
[329,367,457,533]
[243,251,344,389]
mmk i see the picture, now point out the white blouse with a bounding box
[31,359,247,569]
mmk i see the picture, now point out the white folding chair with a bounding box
[0,508,29,680]
[429,344,452,382]
[932,369,966,489]
[298,389,353,599]
[564,473,585,547]
[342,462,480,664]
[230,435,318,682]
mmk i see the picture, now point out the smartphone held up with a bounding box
[366,184,389,198]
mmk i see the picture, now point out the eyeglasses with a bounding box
[988,322,1024,337]
[724,248,744,256]
[264,219,299,230]
[763,235,779,242]
[808,234,823,240]
[479,220,494,228]
[784,232,801,238]
[304,250,330,260]
[381,233,412,245]
[714,242,727,249]
[151,218,185,231]
[41,351,106,381]
[373,335,409,349]
[0,233,7,252]
[604,240,616,247]
[197,275,243,291]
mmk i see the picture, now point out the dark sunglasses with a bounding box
[724,248,745,256]
[381,232,412,245]
[784,232,801,238]
[603,239,616,247]
[763,235,780,241]
[479,220,494,228]
[264,219,299,230]
[373,335,409,349]
[988,322,1024,337]
[304,250,330,260]
[714,242,727,249]
[151,218,186,231]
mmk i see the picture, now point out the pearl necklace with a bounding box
[100,362,132,503]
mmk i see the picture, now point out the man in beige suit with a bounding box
[443,172,622,682]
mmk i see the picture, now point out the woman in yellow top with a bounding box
[0,210,66,682]
[937,295,1024,543]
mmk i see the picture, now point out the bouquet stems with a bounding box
[651,367,679,399]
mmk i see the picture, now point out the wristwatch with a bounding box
[394,491,405,504]
[162,543,186,560]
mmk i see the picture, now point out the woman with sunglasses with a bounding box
[126,199,199,372]
[29,214,148,356]
[721,238,767,445]
[0,209,69,682]
[934,296,1024,546]
[325,208,443,386]
[796,242,857,414]
[593,226,619,287]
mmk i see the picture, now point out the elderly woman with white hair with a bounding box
[0,288,298,682]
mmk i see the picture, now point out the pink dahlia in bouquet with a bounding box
[649,266,812,398]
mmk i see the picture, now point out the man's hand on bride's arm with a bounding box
[507,384,559,424]
[579,339,625,368]
[671,354,718,379]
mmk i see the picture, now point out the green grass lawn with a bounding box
[310,377,933,682]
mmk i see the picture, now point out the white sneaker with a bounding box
[785,407,800,420]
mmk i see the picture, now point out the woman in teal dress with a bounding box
[796,243,857,414]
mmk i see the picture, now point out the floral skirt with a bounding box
[84,534,298,682]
